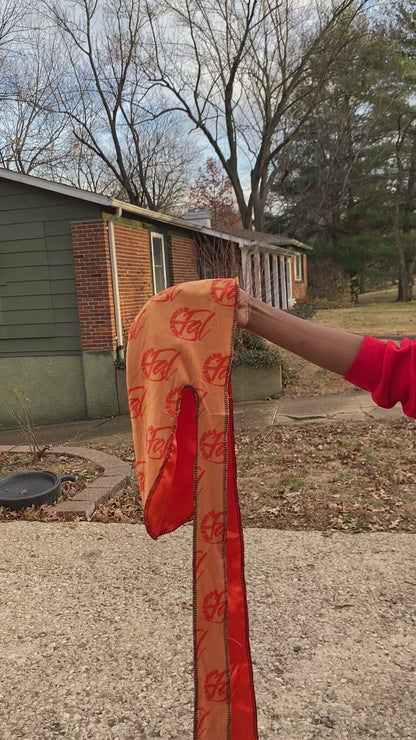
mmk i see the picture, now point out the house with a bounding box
[0,171,310,427]
[188,215,310,310]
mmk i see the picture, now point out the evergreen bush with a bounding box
[233,328,282,368]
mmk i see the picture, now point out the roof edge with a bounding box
[0,168,112,207]
[0,169,312,247]
[0,169,202,232]
[199,225,312,252]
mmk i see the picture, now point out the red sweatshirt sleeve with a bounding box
[343,334,416,419]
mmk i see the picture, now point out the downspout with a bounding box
[107,207,124,364]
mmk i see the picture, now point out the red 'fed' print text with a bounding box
[128,386,147,419]
[135,461,146,492]
[170,308,214,342]
[203,353,230,386]
[128,308,147,341]
[210,279,236,306]
[200,430,225,464]
[141,348,180,382]
[204,670,227,702]
[146,425,172,460]
[201,510,224,545]
[202,590,226,623]
[151,285,182,303]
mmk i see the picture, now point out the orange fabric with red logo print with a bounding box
[127,278,258,739]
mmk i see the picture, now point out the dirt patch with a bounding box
[236,418,416,532]
[0,452,102,520]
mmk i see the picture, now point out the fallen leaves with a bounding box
[236,418,416,533]
[1,418,416,532]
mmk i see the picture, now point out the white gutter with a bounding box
[111,198,202,232]
[107,207,124,362]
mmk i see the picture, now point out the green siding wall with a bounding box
[0,355,87,426]
[0,352,120,428]
[0,179,102,357]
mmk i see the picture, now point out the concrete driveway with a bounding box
[1,522,415,739]
[1,393,413,738]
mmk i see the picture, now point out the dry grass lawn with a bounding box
[313,300,416,337]
[281,295,416,397]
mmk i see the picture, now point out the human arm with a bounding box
[237,290,364,376]
[237,290,416,418]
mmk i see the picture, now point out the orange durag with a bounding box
[127,278,258,739]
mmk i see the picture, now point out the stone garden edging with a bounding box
[0,445,131,519]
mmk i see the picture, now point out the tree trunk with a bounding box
[397,277,413,301]
[395,232,415,301]
[394,199,416,302]
[250,186,268,232]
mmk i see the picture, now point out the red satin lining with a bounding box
[226,385,258,738]
[146,388,197,538]
[145,383,258,738]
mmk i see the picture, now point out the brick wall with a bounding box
[71,222,116,352]
[170,235,199,284]
[72,221,200,352]
[114,223,153,337]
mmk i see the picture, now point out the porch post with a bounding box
[264,251,272,305]
[272,255,280,308]
[253,249,261,299]
[286,257,294,308]
[241,246,252,294]
[280,256,287,309]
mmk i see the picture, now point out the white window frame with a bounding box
[150,232,168,293]
[294,252,304,282]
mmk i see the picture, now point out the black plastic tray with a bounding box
[0,471,76,510]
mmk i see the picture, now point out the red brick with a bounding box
[72,219,200,352]
[46,500,95,519]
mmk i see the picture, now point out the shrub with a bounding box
[286,300,317,320]
[288,296,347,320]
[233,328,282,368]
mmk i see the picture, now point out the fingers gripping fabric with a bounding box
[127,279,258,740]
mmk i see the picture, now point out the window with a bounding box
[150,233,168,293]
[294,253,304,282]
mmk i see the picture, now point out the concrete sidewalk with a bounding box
[273,389,404,425]
[0,390,404,448]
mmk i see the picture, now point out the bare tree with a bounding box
[42,0,196,212]
[0,29,71,176]
[62,134,121,194]
[189,157,241,228]
[146,0,371,230]
[0,0,29,99]
[0,2,70,177]
[0,0,26,52]
[196,231,242,281]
